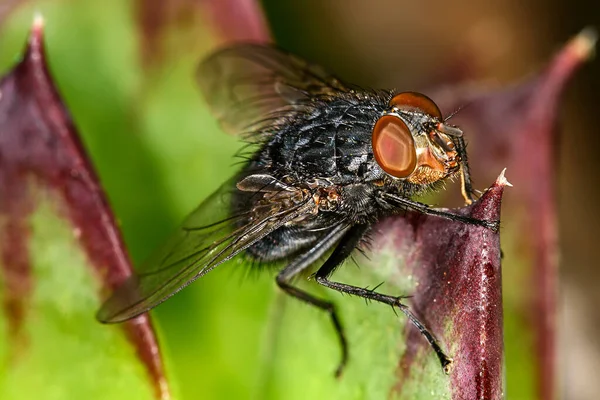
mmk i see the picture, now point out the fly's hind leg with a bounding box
[313,226,453,373]
[275,224,351,377]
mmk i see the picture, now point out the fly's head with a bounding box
[371,92,462,188]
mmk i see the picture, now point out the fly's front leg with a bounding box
[384,193,500,232]
[453,135,479,205]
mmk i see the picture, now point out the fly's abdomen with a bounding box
[245,225,322,262]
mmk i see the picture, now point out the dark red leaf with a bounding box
[135,0,270,65]
[0,0,22,26]
[0,16,170,399]
[202,0,271,44]
[378,172,508,399]
[428,29,596,399]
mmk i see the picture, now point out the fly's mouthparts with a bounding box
[436,123,463,138]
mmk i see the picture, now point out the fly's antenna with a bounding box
[444,104,465,122]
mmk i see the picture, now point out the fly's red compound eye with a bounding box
[389,92,443,120]
[372,115,417,178]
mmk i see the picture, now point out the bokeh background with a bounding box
[0,0,598,399]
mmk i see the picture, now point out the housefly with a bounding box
[97,44,497,376]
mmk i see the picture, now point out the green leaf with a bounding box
[0,199,155,400]
[0,16,169,400]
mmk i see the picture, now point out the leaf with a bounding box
[0,1,22,26]
[0,2,592,399]
[250,173,506,400]
[0,16,169,400]
[429,29,597,399]
[134,0,270,66]
[385,173,507,399]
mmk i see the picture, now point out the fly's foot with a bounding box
[483,219,500,233]
[334,361,345,379]
[393,300,453,374]
[442,356,454,375]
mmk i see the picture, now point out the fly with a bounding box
[97,44,498,376]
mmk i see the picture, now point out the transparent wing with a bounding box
[197,43,352,137]
[97,178,313,323]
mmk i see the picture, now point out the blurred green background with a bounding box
[0,0,598,399]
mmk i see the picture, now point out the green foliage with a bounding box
[0,199,155,400]
[0,2,511,399]
[1,2,281,399]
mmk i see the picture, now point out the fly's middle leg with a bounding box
[274,224,350,377]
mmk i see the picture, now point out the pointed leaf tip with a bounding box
[32,12,44,30]
[569,27,597,61]
[497,168,513,187]
[203,0,271,43]
[0,20,170,399]
[134,0,270,65]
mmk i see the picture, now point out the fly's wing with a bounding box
[197,43,352,137]
[97,179,313,323]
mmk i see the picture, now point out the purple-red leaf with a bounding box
[135,0,270,65]
[428,29,596,399]
[0,17,169,399]
[374,172,508,399]
[0,0,22,26]
[202,0,271,43]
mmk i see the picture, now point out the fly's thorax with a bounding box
[290,178,380,223]
[310,183,341,213]
[262,93,389,186]
[239,176,342,226]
